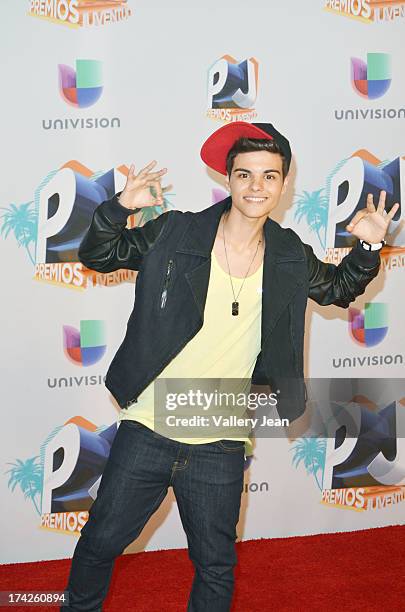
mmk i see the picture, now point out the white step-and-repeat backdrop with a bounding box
[1,1,404,563]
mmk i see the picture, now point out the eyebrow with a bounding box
[233,168,281,174]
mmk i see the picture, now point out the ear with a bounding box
[224,175,231,192]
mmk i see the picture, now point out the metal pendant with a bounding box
[232,301,239,316]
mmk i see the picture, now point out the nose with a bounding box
[251,175,264,191]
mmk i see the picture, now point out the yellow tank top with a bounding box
[119,252,263,448]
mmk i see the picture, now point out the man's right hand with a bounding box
[118,160,168,210]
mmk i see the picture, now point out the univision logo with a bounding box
[334,53,405,121]
[351,53,391,100]
[349,302,388,347]
[59,59,103,108]
[42,60,120,131]
[63,320,106,366]
[333,290,401,370]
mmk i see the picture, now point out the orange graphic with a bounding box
[351,150,382,166]
[64,416,99,431]
[62,160,94,177]
[370,0,405,6]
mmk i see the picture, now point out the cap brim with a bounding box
[200,122,274,176]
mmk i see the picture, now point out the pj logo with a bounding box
[322,396,405,511]
[6,416,255,535]
[293,149,404,265]
[6,415,254,536]
[291,380,405,512]
[0,161,174,289]
[324,150,404,254]
[206,55,259,123]
[5,416,117,534]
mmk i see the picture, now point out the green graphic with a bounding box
[0,202,38,264]
[5,456,43,516]
[294,189,328,249]
[290,437,326,490]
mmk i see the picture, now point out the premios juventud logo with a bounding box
[293,148,404,270]
[206,55,259,123]
[324,0,405,23]
[0,161,175,289]
[5,416,117,534]
[291,380,405,513]
[293,148,404,371]
[27,0,132,27]
[323,149,404,258]
[5,416,256,535]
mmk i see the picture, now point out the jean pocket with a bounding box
[216,440,245,453]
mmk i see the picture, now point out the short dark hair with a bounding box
[226,137,288,179]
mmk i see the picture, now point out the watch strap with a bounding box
[359,239,385,251]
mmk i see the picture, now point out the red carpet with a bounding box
[1,526,404,611]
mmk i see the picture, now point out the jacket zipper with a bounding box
[160,259,174,309]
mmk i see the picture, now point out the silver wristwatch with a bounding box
[359,239,385,251]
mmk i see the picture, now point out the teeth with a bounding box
[245,197,266,202]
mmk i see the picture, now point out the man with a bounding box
[62,122,398,611]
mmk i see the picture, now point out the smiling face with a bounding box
[225,150,288,219]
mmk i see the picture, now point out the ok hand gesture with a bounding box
[118,161,168,210]
[346,191,399,243]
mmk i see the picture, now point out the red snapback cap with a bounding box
[200,121,292,176]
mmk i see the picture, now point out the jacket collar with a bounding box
[176,196,232,257]
[175,196,304,262]
[176,197,306,344]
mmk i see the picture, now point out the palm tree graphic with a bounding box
[294,189,328,250]
[290,437,326,491]
[5,456,43,515]
[0,202,38,264]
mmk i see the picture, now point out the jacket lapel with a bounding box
[176,197,231,317]
[176,197,231,257]
[261,219,306,346]
[175,197,306,339]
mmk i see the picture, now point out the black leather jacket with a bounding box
[78,195,381,422]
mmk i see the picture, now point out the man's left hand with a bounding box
[346,191,400,243]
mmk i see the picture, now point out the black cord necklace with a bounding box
[222,214,262,316]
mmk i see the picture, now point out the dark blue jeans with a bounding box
[62,420,245,611]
